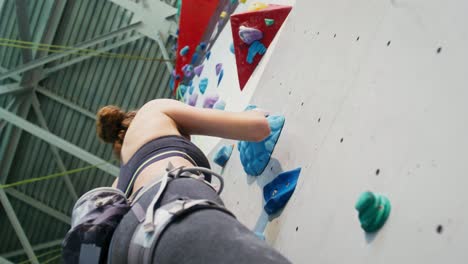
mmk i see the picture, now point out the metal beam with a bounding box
[0,66,21,82]
[5,188,71,225]
[0,190,39,264]
[14,0,34,86]
[156,31,173,73]
[0,83,31,96]
[1,239,62,259]
[0,94,32,185]
[30,0,69,84]
[0,22,143,82]
[31,94,78,200]
[0,257,14,264]
[35,87,96,120]
[42,34,144,78]
[0,98,18,134]
[0,106,119,177]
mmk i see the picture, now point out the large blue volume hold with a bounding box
[238,114,285,176]
[263,168,301,215]
[213,145,234,167]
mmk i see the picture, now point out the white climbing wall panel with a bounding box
[205,0,468,263]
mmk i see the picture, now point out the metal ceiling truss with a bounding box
[0,0,176,261]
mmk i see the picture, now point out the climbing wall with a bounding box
[202,0,468,263]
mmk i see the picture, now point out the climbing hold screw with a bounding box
[355,191,391,233]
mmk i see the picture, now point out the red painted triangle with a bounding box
[174,0,219,94]
[231,5,292,90]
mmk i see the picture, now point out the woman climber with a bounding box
[63,99,291,264]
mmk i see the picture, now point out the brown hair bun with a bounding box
[96,105,125,143]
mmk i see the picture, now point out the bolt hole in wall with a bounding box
[317,117,321,123]
[334,33,336,38]
[340,138,344,143]
[387,40,391,46]
[437,47,442,53]
[296,226,299,232]
[436,225,443,234]
[356,36,360,41]
[375,169,380,176]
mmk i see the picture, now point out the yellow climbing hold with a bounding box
[240,0,247,3]
[248,2,268,12]
[220,11,228,18]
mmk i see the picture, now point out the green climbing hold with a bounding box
[355,191,391,233]
[264,18,275,26]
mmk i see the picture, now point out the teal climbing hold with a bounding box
[178,84,188,96]
[217,69,224,87]
[199,78,208,94]
[238,113,285,176]
[264,18,275,26]
[180,46,189,56]
[230,43,235,54]
[213,145,234,167]
[355,191,391,233]
[213,99,226,110]
[263,168,301,215]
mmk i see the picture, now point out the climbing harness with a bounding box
[62,163,230,264]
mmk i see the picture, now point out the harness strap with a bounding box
[144,199,229,264]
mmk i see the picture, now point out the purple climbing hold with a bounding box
[180,46,189,56]
[194,64,204,77]
[203,94,219,108]
[239,26,263,45]
[217,69,224,87]
[182,64,194,78]
[188,92,198,106]
[215,63,223,76]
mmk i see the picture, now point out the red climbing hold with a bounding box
[230,4,292,90]
[174,0,219,94]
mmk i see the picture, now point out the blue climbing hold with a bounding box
[247,40,267,64]
[213,145,234,167]
[191,53,199,65]
[197,42,207,52]
[230,43,235,54]
[206,51,211,60]
[169,78,175,92]
[254,232,266,241]
[244,105,257,111]
[238,115,286,176]
[178,84,188,96]
[199,78,208,94]
[189,85,195,95]
[180,45,189,56]
[217,69,224,87]
[263,168,301,215]
[213,99,226,110]
[175,74,181,81]
[188,80,193,87]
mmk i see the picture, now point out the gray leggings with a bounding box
[108,178,291,264]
